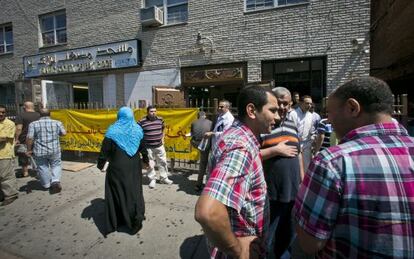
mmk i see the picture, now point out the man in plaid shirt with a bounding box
[195,85,279,259]
[26,108,66,194]
[293,77,414,258]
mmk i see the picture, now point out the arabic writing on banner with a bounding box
[51,108,199,160]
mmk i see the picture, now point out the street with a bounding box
[0,163,209,259]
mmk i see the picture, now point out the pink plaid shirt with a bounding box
[203,120,269,259]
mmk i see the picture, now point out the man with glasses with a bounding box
[0,105,19,206]
[204,100,234,151]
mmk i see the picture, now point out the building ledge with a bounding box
[0,52,13,57]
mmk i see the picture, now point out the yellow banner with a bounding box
[51,108,199,160]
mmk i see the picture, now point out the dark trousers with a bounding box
[196,149,209,186]
[269,200,295,258]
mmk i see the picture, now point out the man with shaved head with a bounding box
[26,108,66,194]
[15,101,40,177]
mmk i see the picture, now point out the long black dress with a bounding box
[97,137,149,236]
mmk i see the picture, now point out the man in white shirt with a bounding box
[204,100,234,150]
[288,95,315,171]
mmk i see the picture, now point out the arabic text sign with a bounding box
[23,39,141,78]
[51,108,199,160]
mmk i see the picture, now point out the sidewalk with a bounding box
[0,162,209,259]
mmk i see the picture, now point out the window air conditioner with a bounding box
[141,6,164,27]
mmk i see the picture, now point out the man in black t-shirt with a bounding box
[15,102,40,177]
[260,87,304,258]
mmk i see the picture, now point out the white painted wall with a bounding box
[124,68,180,106]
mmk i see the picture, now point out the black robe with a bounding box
[97,137,149,236]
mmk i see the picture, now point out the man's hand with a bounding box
[204,132,214,138]
[26,150,33,157]
[274,140,298,157]
[142,162,150,170]
[235,236,262,259]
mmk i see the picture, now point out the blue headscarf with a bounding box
[105,107,143,157]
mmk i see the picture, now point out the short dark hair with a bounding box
[331,76,394,114]
[39,108,50,117]
[300,95,312,102]
[147,105,156,112]
[198,111,206,117]
[0,104,6,110]
[238,85,274,121]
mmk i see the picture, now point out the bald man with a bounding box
[15,102,40,177]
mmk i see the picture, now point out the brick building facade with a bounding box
[0,0,370,109]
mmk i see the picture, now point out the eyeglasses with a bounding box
[218,106,225,109]
[0,111,6,114]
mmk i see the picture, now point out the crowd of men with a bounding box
[1,76,413,258]
[0,103,66,206]
[195,77,414,258]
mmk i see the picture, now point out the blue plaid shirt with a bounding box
[27,117,66,156]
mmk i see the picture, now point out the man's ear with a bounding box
[345,98,361,117]
[246,103,256,119]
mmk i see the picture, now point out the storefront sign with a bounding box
[23,39,141,78]
[183,67,244,84]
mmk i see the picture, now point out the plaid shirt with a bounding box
[203,120,268,259]
[293,122,414,258]
[27,117,66,156]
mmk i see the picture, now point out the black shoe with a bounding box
[49,182,62,194]
[1,196,18,206]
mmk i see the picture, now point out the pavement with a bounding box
[0,162,209,259]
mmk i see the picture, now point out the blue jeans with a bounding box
[34,153,62,188]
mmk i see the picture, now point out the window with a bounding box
[39,11,66,47]
[262,57,326,103]
[245,0,308,12]
[145,0,188,24]
[0,24,13,54]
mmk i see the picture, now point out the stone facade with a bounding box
[0,0,371,105]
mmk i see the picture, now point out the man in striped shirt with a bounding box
[260,87,304,258]
[195,86,279,259]
[293,76,414,258]
[139,105,172,189]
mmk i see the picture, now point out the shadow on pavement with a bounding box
[19,180,48,193]
[81,198,106,237]
[180,234,209,259]
[169,172,200,196]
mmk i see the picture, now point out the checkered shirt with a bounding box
[203,120,268,259]
[293,122,414,258]
[27,117,66,156]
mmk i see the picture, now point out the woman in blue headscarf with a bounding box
[97,107,149,236]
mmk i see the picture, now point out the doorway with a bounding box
[73,84,89,105]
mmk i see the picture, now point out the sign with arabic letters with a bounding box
[23,39,141,78]
[51,108,199,160]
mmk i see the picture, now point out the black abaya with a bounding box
[97,137,149,236]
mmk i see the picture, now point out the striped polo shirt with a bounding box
[139,116,164,148]
[261,118,301,202]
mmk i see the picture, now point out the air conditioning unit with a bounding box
[141,6,164,27]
